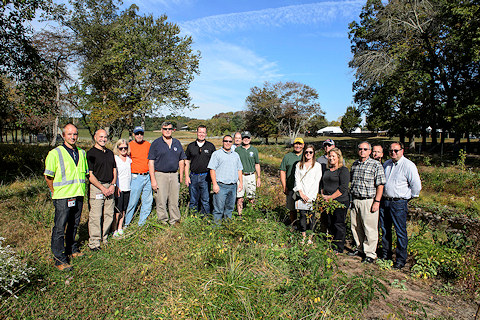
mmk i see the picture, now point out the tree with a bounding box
[306,114,328,135]
[33,28,75,145]
[349,0,480,150]
[341,106,362,134]
[245,81,323,144]
[244,83,281,143]
[62,1,200,139]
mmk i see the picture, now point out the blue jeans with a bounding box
[51,197,83,266]
[380,199,408,265]
[125,174,153,226]
[212,183,237,223]
[189,173,210,215]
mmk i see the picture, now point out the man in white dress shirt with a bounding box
[380,142,422,270]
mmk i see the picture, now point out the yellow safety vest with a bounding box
[44,146,88,199]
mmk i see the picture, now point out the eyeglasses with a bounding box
[134,132,144,135]
[304,151,314,154]
[389,149,402,153]
[358,148,370,151]
[118,147,128,151]
[223,140,233,143]
[162,127,173,131]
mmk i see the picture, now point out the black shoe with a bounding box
[393,262,405,270]
[333,248,342,254]
[90,247,101,252]
[378,255,392,261]
[347,249,365,258]
[362,257,374,264]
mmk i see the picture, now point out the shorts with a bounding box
[237,174,256,199]
[115,191,131,213]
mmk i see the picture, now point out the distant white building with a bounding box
[317,126,343,134]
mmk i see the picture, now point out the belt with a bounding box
[155,171,177,173]
[353,196,373,200]
[243,172,255,176]
[191,172,208,176]
[133,172,149,175]
[383,197,409,201]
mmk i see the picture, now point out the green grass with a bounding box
[0,178,389,319]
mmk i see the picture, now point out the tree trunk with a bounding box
[408,135,415,152]
[51,115,59,146]
[431,125,438,146]
[141,112,146,129]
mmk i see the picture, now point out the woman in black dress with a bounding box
[321,147,350,253]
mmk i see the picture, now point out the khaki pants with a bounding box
[351,198,379,259]
[88,183,115,249]
[154,172,180,225]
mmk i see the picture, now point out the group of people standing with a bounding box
[281,138,421,270]
[44,122,420,272]
[44,123,261,271]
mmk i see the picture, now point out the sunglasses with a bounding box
[304,151,314,154]
[223,140,233,143]
[389,149,402,153]
[162,128,173,131]
[358,148,370,151]
[118,147,128,151]
[134,132,144,135]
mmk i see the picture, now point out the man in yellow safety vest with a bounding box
[44,124,89,271]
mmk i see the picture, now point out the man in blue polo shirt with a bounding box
[148,122,186,226]
[208,135,243,223]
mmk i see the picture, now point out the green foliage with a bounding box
[456,149,467,171]
[408,221,467,279]
[390,279,407,291]
[0,143,52,182]
[63,0,200,138]
[340,106,362,134]
[376,258,393,270]
[313,196,346,214]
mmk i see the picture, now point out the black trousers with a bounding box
[325,202,349,252]
[298,210,316,233]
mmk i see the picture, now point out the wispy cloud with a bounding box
[195,39,282,82]
[180,1,364,36]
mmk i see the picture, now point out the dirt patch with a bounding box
[333,252,480,319]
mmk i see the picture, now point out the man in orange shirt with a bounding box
[124,126,153,226]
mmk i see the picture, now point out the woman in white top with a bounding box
[293,144,322,244]
[113,139,132,237]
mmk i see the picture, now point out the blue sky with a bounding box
[121,0,365,121]
[36,0,365,122]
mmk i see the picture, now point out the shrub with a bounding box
[0,237,35,298]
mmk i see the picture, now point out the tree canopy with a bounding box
[341,106,362,134]
[245,81,323,144]
[349,0,480,148]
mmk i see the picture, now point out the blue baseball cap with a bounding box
[133,126,144,134]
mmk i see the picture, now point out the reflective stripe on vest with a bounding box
[52,148,86,187]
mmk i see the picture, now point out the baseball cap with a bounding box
[241,131,251,139]
[133,126,144,134]
[323,139,335,146]
[293,137,304,144]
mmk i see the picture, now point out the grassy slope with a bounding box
[0,178,389,319]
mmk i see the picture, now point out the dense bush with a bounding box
[0,237,35,298]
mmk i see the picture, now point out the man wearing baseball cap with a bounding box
[316,139,336,173]
[124,126,153,227]
[280,137,304,227]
